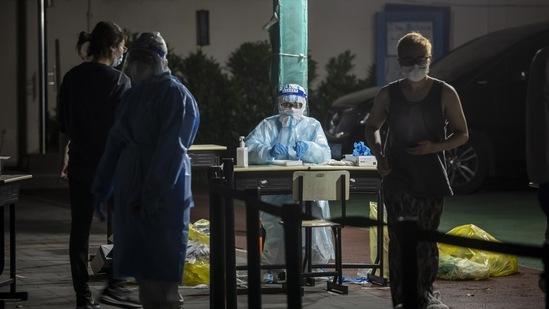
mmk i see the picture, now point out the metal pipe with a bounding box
[16,0,28,166]
[37,0,47,153]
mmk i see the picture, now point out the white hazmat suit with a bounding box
[245,84,333,281]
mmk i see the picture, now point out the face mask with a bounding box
[112,53,124,68]
[279,103,304,127]
[280,106,301,116]
[402,64,429,82]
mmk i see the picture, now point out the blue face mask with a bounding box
[112,53,124,68]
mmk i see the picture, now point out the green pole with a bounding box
[265,0,308,114]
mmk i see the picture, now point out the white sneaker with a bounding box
[425,291,449,309]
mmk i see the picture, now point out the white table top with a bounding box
[189,144,227,151]
[0,174,33,184]
[234,164,377,173]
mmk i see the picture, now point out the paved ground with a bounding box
[1,185,546,308]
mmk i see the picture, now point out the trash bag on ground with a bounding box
[437,224,518,280]
[437,251,490,280]
[369,201,390,280]
[182,219,210,286]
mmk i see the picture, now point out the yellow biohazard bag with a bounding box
[437,224,518,280]
[182,219,211,286]
[369,201,390,279]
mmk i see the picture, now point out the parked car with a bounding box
[324,22,549,194]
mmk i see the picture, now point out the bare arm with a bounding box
[441,83,469,149]
[59,133,69,180]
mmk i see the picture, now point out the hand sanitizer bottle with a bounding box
[236,136,248,167]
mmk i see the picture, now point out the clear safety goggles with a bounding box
[280,101,304,109]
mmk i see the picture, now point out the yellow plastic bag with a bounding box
[437,224,518,279]
[437,251,490,280]
[183,219,211,286]
[369,201,390,279]
[188,218,210,245]
[183,257,210,286]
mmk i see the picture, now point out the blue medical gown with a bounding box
[93,76,199,282]
[245,115,334,266]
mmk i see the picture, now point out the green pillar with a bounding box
[265,0,308,112]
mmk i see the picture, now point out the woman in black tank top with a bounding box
[365,32,469,309]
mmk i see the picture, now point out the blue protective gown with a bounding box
[245,115,334,267]
[93,75,199,282]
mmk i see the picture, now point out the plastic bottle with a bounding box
[236,136,248,167]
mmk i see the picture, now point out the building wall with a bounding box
[1,0,549,166]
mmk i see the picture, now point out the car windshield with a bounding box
[430,22,549,81]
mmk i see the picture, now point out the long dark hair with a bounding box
[76,21,125,61]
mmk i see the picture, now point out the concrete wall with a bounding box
[2,0,549,167]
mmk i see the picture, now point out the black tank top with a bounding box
[384,78,453,197]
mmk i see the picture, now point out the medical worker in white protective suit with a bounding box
[92,32,199,308]
[245,84,333,283]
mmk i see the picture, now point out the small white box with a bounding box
[343,155,377,167]
[91,244,113,274]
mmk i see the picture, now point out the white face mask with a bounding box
[402,64,429,82]
[278,101,305,127]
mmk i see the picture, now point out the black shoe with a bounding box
[75,295,100,309]
[99,283,142,308]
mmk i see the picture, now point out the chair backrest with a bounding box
[292,170,350,202]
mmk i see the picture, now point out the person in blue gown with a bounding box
[245,84,333,282]
[92,32,200,309]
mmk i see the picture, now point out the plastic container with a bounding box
[236,136,248,167]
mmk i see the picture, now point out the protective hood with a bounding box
[277,84,307,127]
[123,32,170,84]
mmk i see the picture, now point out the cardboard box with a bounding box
[343,155,377,167]
[90,244,113,274]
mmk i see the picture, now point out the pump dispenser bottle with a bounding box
[236,136,248,167]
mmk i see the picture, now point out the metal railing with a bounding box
[208,171,307,308]
[207,163,547,308]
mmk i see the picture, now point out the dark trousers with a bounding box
[68,165,96,299]
[384,189,443,309]
[68,165,120,301]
